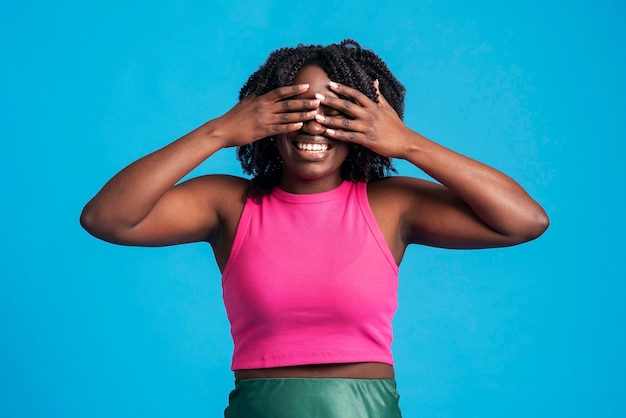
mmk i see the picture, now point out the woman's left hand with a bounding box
[314,80,413,159]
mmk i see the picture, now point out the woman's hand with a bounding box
[215,84,320,148]
[81,83,321,246]
[315,79,549,249]
[313,80,413,159]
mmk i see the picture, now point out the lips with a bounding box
[295,142,331,152]
[291,137,336,153]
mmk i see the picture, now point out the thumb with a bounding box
[374,79,389,106]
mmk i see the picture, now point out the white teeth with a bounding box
[297,142,329,152]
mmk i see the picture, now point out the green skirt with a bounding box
[224,377,402,418]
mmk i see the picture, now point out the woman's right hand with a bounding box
[215,84,320,148]
[80,84,320,247]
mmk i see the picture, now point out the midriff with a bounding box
[234,362,394,380]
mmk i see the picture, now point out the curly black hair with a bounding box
[237,39,406,196]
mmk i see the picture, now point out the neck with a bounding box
[278,175,343,194]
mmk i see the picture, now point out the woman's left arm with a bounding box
[316,81,549,248]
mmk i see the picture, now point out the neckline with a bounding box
[271,181,352,203]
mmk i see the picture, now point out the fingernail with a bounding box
[299,84,310,90]
[329,81,339,88]
[315,114,325,122]
[310,99,320,106]
[327,128,336,135]
[315,93,325,100]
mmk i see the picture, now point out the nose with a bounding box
[301,118,327,135]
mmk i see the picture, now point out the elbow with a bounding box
[518,206,550,243]
[79,202,101,238]
[80,201,142,245]
[532,209,550,239]
[494,204,550,246]
[79,202,119,242]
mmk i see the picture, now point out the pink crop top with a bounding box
[221,181,399,370]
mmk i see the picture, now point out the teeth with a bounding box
[296,142,329,152]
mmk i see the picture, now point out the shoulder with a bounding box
[186,173,249,188]
[367,176,441,206]
[367,175,438,217]
[182,174,249,212]
[182,174,249,197]
[367,176,451,245]
[171,175,250,269]
[171,174,249,231]
[364,176,442,262]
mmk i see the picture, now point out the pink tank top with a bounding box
[221,181,399,370]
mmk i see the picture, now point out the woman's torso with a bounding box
[210,176,405,380]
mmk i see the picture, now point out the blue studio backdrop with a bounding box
[2,1,625,417]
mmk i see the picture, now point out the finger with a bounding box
[266,84,310,102]
[314,93,366,120]
[373,79,390,106]
[268,121,305,134]
[275,98,320,113]
[274,110,317,125]
[324,127,362,143]
[327,81,373,107]
[314,113,365,132]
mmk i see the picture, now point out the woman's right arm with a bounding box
[80,84,319,247]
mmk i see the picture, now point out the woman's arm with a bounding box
[80,84,320,247]
[316,81,549,250]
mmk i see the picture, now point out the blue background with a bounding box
[2,0,625,417]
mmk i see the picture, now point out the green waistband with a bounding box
[225,378,402,418]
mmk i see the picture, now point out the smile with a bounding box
[294,142,333,152]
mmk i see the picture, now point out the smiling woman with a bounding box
[236,40,403,197]
[275,66,351,192]
[80,40,548,417]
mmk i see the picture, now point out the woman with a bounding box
[81,40,549,417]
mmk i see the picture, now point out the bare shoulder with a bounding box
[367,176,464,251]
[183,174,249,270]
[186,173,249,196]
[181,174,249,219]
[367,175,445,228]
[366,176,441,261]
[185,173,249,190]
[367,176,439,207]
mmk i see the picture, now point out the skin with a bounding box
[81,65,549,380]
[275,67,351,194]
